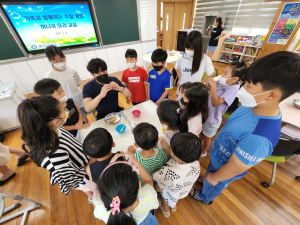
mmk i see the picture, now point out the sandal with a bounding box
[159,199,170,217]
[17,154,29,166]
[189,188,212,205]
[200,153,207,158]
[171,206,177,212]
[0,172,16,185]
[197,176,204,186]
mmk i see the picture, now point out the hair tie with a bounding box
[177,108,180,114]
[110,196,121,215]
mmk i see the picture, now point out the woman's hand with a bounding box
[214,36,220,40]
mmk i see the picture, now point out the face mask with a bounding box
[152,64,163,71]
[180,97,188,107]
[185,49,194,57]
[59,94,68,102]
[219,77,234,87]
[53,109,68,126]
[237,87,272,107]
[96,74,108,84]
[53,61,66,70]
[127,62,136,69]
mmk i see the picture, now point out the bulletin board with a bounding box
[267,3,300,45]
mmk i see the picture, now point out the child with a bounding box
[181,82,209,136]
[34,78,90,143]
[200,61,247,157]
[176,82,191,109]
[156,100,188,157]
[189,51,300,205]
[45,46,89,123]
[93,152,159,225]
[153,132,201,217]
[83,128,124,183]
[175,30,215,94]
[122,49,148,105]
[147,49,172,105]
[127,123,168,179]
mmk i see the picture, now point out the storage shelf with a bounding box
[223,42,235,45]
[244,55,255,57]
[231,52,243,55]
[222,51,231,54]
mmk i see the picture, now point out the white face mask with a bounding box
[59,94,68,102]
[54,61,66,70]
[185,49,194,57]
[127,62,136,69]
[219,76,234,87]
[237,87,272,107]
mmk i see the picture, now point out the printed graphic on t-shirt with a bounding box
[150,75,156,79]
[128,77,140,83]
[67,108,76,119]
[183,67,192,72]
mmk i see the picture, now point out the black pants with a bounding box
[96,106,124,121]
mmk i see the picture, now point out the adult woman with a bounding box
[17,96,95,198]
[175,30,215,93]
[207,17,226,59]
[45,46,88,123]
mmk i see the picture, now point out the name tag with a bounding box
[150,75,156,79]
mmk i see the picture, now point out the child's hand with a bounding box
[205,172,218,186]
[74,120,83,130]
[155,100,161,105]
[126,97,131,105]
[127,145,136,154]
[207,77,216,87]
[82,123,91,129]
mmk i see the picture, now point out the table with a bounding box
[142,51,182,71]
[81,101,162,153]
[279,92,300,129]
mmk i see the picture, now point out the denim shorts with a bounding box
[203,122,221,137]
[207,45,217,52]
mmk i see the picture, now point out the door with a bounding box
[173,2,190,51]
[162,3,175,51]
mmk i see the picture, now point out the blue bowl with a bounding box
[116,124,126,134]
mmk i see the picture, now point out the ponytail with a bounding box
[17,96,61,166]
[99,163,139,225]
[157,100,188,132]
[229,61,248,87]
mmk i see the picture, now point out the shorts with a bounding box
[0,143,10,166]
[207,45,217,53]
[203,122,221,137]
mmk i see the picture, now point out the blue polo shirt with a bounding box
[147,68,172,103]
[210,106,282,170]
[83,76,124,114]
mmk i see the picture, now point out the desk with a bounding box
[81,101,162,153]
[143,51,182,71]
[279,92,300,129]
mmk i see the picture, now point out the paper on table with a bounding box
[281,125,300,140]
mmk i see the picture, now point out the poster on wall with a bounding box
[267,3,300,45]
[1,2,99,53]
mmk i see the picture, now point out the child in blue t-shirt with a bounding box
[189,51,300,204]
[147,49,172,105]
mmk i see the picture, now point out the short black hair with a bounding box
[83,128,113,158]
[245,51,300,101]
[228,61,247,81]
[125,49,137,58]
[34,78,61,96]
[86,58,108,74]
[132,122,158,150]
[215,17,223,27]
[151,48,168,63]
[45,45,65,61]
[170,132,202,163]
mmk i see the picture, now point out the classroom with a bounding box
[0,0,300,224]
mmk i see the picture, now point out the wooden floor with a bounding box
[2,62,300,225]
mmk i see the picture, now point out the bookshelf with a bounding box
[219,42,261,65]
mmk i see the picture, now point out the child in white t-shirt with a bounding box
[181,82,209,136]
[175,30,214,94]
[93,153,159,225]
[153,132,201,217]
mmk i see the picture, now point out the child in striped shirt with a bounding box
[128,122,168,182]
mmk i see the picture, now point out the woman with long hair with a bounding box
[207,17,226,59]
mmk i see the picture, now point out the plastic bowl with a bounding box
[116,124,126,134]
[132,110,141,117]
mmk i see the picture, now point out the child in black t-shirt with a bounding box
[34,78,90,143]
[83,128,124,183]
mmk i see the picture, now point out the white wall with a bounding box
[0,0,157,95]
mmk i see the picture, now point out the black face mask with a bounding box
[180,97,188,107]
[96,74,108,84]
[152,64,163,71]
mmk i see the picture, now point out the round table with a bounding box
[142,51,182,71]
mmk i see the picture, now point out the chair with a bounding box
[261,136,300,188]
[201,69,218,81]
[0,191,41,225]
